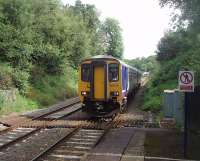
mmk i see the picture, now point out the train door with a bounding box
[94,65,105,99]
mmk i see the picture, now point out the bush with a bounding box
[0,91,38,115]
[27,67,78,106]
[12,69,30,95]
[143,79,177,113]
[143,96,161,112]
[0,63,30,95]
[0,63,14,90]
[0,94,4,110]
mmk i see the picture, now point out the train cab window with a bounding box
[109,64,119,82]
[81,64,91,82]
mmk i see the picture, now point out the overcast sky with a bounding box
[62,0,172,59]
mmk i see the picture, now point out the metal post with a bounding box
[184,92,188,158]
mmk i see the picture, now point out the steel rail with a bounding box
[30,115,119,161]
[32,98,81,120]
[93,114,119,147]
[0,128,41,151]
[54,107,82,120]
[30,128,79,161]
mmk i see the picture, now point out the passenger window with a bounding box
[81,64,91,82]
[109,64,119,82]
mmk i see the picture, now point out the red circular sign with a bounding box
[180,72,193,84]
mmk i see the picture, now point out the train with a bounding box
[78,55,142,116]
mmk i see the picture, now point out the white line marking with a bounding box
[50,154,81,159]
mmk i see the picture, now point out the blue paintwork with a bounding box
[122,65,129,96]
[122,65,126,91]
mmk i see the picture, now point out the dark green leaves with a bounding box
[101,18,124,58]
[0,0,124,94]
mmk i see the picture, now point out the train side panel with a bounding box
[122,65,141,97]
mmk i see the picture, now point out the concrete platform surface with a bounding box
[91,127,135,154]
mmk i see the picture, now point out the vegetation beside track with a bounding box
[128,0,200,113]
[125,56,162,112]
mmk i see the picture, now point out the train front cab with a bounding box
[78,59,124,115]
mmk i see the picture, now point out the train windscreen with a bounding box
[109,63,119,82]
[81,64,91,82]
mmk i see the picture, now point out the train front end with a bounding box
[78,55,122,116]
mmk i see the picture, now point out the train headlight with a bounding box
[110,91,119,96]
[81,91,88,96]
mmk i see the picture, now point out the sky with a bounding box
[62,0,172,59]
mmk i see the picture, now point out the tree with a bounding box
[101,18,124,58]
[159,0,200,29]
[125,56,159,74]
[67,0,104,65]
[0,0,125,94]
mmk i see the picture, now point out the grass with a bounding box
[142,79,177,113]
[0,67,78,116]
[0,92,38,116]
[28,70,78,106]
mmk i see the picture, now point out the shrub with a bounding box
[143,96,161,112]
[0,94,4,110]
[0,63,14,89]
[0,91,38,115]
[12,69,30,95]
[27,67,78,106]
[143,79,177,113]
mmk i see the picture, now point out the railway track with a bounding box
[31,114,119,161]
[0,97,81,131]
[0,95,159,158]
[42,103,82,120]
[0,95,160,129]
[0,97,82,152]
[30,97,81,120]
[0,127,39,150]
[31,128,105,161]
[12,97,81,121]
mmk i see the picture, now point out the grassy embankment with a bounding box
[142,79,177,113]
[0,64,78,116]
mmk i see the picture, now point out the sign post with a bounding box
[179,71,194,92]
[178,71,194,158]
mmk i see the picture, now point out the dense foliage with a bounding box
[102,18,124,58]
[125,56,159,74]
[157,0,200,85]
[144,0,200,112]
[0,0,123,114]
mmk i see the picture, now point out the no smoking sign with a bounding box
[179,71,194,92]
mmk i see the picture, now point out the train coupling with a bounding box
[96,103,104,110]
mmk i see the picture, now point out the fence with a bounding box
[187,86,200,159]
[163,87,200,159]
[163,89,184,126]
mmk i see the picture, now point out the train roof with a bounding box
[82,55,142,73]
[83,55,118,62]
